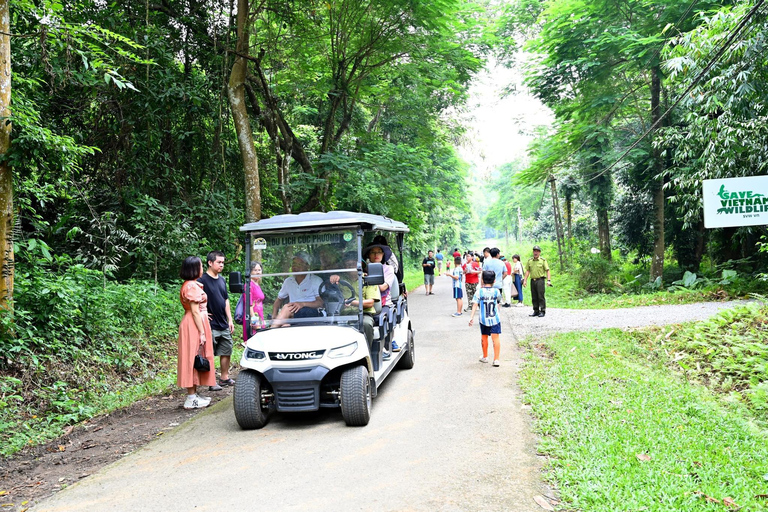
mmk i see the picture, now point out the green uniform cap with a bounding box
[532,245,541,251]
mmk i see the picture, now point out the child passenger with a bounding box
[449,256,464,317]
[468,270,502,367]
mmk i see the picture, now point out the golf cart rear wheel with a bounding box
[397,328,415,369]
[233,370,270,430]
[340,365,371,426]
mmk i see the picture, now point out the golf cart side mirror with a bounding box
[364,263,385,286]
[229,271,244,293]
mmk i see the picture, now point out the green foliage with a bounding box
[667,270,711,291]
[577,255,618,293]
[653,303,768,416]
[0,264,180,455]
[521,328,768,511]
[660,3,768,229]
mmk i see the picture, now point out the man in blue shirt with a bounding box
[482,247,505,290]
[435,249,444,276]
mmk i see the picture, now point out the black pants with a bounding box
[531,278,546,313]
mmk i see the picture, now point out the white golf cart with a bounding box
[228,211,415,428]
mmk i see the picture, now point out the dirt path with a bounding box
[1,279,745,511]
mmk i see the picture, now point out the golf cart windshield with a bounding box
[250,230,365,329]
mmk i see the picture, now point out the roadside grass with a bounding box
[403,265,424,293]
[520,320,768,510]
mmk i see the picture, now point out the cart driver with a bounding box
[272,251,324,326]
[329,254,381,348]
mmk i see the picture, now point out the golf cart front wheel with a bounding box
[340,365,371,426]
[233,370,271,429]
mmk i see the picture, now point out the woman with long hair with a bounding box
[177,256,216,409]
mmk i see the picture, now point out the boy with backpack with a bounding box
[468,270,502,367]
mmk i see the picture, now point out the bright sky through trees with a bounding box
[459,58,553,179]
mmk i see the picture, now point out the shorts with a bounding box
[294,307,321,319]
[453,287,463,299]
[424,274,435,286]
[480,323,502,336]
[211,328,234,356]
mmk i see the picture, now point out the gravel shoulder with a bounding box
[504,300,749,341]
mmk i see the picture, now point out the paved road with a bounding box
[37,278,549,512]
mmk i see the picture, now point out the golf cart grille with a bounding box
[275,387,317,410]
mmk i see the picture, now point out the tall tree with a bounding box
[0,0,12,309]
[228,0,260,223]
[519,0,725,277]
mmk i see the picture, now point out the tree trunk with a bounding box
[0,0,14,311]
[693,219,706,270]
[649,66,664,282]
[565,195,573,257]
[227,0,260,223]
[597,208,611,260]
[550,176,566,270]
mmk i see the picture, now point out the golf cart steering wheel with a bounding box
[318,279,356,316]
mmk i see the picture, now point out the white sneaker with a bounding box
[493,360,500,367]
[516,303,524,307]
[479,357,488,363]
[196,395,211,405]
[183,395,210,410]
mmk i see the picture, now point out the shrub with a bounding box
[0,264,181,455]
[577,255,618,293]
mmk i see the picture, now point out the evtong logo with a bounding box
[717,184,768,215]
[270,351,325,360]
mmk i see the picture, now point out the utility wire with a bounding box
[581,0,766,184]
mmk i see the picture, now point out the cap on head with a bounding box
[533,245,542,252]
[293,251,312,266]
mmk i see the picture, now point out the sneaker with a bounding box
[451,312,462,317]
[479,357,488,363]
[209,384,223,391]
[502,303,511,308]
[195,395,211,406]
[391,340,400,352]
[382,350,392,361]
[493,360,500,367]
[516,303,524,308]
[183,395,209,410]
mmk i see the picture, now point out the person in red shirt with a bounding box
[452,248,461,259]
[463,255,482,312]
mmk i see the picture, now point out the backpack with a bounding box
[234,294,244,325]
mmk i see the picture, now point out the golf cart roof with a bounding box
[239,211,409,234]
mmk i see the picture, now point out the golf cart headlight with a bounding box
[328,342,358,359]
[245,348,266,360]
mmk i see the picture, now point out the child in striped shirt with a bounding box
[468,270,502,367]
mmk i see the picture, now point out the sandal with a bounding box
[219,378,236,386]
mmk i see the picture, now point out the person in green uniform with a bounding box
[522,245,552,317]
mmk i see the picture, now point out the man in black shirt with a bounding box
[422,250,436,295]
[198,250,235,391]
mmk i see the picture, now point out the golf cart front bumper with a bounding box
[262,366,330,412]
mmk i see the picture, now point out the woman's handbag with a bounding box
[193,345,210,372]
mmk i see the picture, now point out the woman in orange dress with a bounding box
[178,256,216,409]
